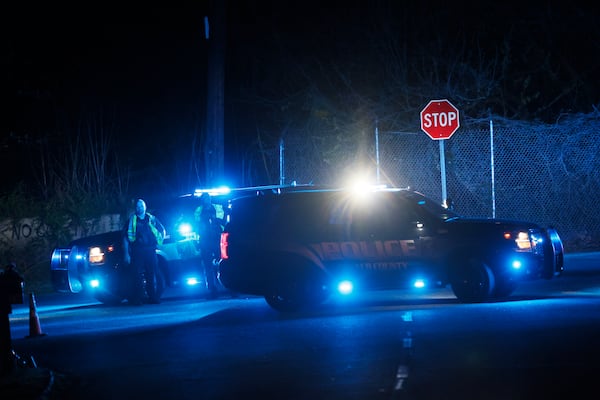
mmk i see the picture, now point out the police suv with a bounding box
[50,189,229,304]
[218,186,564,312]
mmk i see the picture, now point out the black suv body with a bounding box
[218,187,564,312]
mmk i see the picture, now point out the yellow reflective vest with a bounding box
[127,213,164,246]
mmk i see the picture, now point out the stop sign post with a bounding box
[420,99,460,205]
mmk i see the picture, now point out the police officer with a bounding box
[195,193,223,299]
[0,263,23,375]
[123,198,165,305]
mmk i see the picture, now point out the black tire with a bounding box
[265,280,330,312]
[94,291,125,305]
[265,292,304,312]
[263,258,330,312]
[492,278,518,298]
[450,257,495,303]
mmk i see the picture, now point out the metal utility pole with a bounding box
[490,119,496,218]
[375,118,380,184]
[279,137,285,186]
[204,0,226,186]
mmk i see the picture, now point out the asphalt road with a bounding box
[4,252,600,399]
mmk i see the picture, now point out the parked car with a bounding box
[218,186,564,312]
[50,188,232,304]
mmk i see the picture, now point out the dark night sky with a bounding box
[8,5,209,135]
[4,4,213,193]
[3,1,599,195]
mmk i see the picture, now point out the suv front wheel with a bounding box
[450,257,495,303]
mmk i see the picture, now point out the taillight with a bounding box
[220,232,229,259]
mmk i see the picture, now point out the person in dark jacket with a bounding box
[123,198,165,305]
[195,193,223,299]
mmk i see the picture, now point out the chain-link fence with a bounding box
[245,116,600,251]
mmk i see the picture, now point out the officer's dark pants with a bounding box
[201,249,218,297]
[130,246,159,303]
[1,311,13,375]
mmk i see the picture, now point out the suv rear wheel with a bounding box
[263,258,330,312]
[265,292,304,312]
[265,278,331,312]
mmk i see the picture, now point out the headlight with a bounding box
[337,280,354,295]
[89,246,106,263]
[514,231,531,250]
[89,279,101,288]
[178,222,193,236]
[505,230,542,252]
[413,279,426,288]
[186,277,200,286]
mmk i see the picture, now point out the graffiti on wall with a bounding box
[6,219,50,241]
[0,214,123,250]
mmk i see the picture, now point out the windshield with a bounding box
[404,191,459,221]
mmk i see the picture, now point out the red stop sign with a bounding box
[420,99,460,140]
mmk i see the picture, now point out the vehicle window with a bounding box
[404,192,459,221]
[230,197,275,236]
[275,193,330,239]
[349,193,420,239]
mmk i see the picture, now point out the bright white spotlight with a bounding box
[186,277,200,286]
[512,260,522,270]
[194,186,231,197]
[413,279,426,288]
[178,223,192,236]
[212,186,231,196]
[90,279,100,288]
[337,280,354,295]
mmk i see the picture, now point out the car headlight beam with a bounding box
[186,277,200,286]
[337,280,354,295]
[413,279,426,288]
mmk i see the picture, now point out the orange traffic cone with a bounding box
[26,292,46,338]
